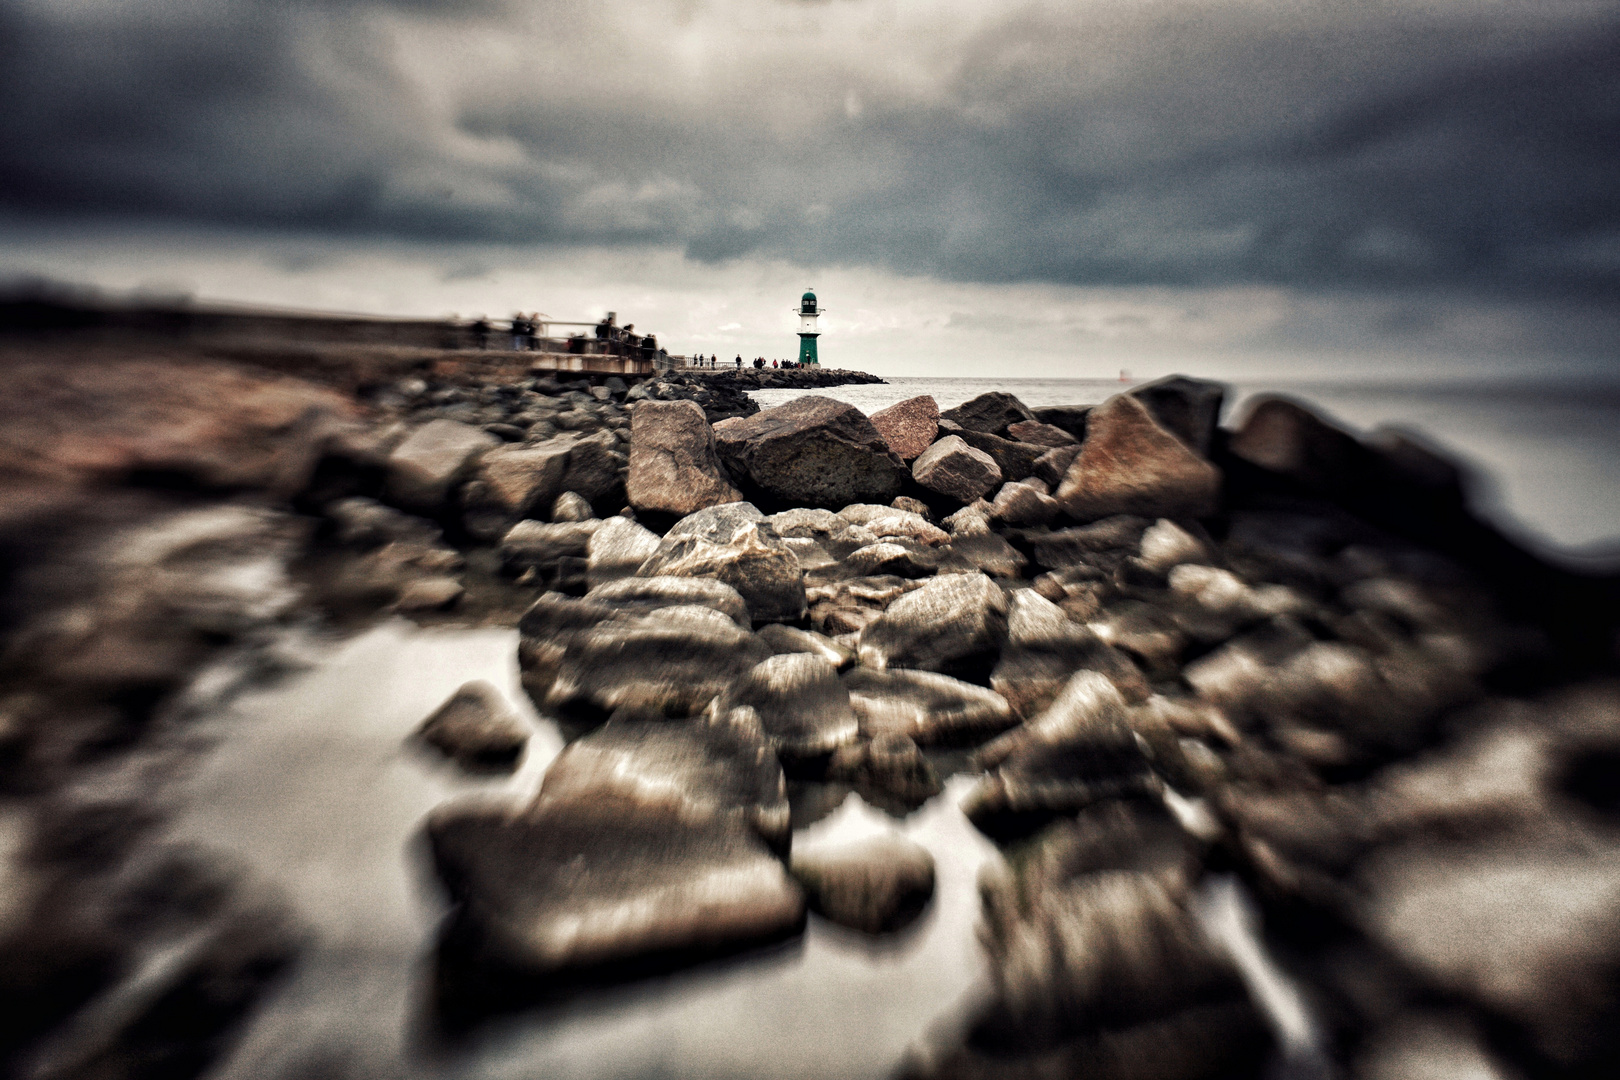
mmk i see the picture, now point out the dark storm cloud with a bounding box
[2,0,1617,294]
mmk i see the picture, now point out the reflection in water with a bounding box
[163,621,1002,1079]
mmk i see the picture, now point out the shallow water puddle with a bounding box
[165,621,1000,1079]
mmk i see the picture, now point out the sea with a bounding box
[161,374,1619,1080]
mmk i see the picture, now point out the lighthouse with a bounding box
[794,289,823,365]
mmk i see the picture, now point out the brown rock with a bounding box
[413,680,528,771]
[868,395,940,461]
[911,435,1002,503]
[714,396,908,509]
[1006,420,1077,448]
[940,392,1036,436]
[627,400,744,515]
[476,441,573,517]
[1054,394,1221,521]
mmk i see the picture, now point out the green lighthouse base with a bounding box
[797,334,819,365]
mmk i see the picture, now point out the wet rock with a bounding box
[713,653,860,759]
[825,735,943,813]
[1054,394,1222,521]
[584,575,751,625]
[1129,374,1226,457]
[626,400,744,515]
[869,395,940,461]
[551,490,596,521]
[954,430,1045,483]
[714,396,908,508]
[429,799,804,988]
[1028,515,1153,574]
[757,623,854,669]
[912,436,1002,504]
[940,392,1036,436]
[965,672,1160,836]
[858,573,1009,676]
[475,441,572,519]
[991,590,1150,718]
[989,481,1059,527]
[386,419,500,510]
[414,680,529,772]
[584,516,663,588]
[1031,442,1083,488]
[499,519,603,571]
[534,716,790,851]
[1005,420,1077,448]
[843,667,1016,745]
[791,834,936,933]
[637,520,806,624]
[845,542,936,578]
[545,604,772,717]
[394,575,465,612]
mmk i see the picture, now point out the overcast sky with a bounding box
[3,0,1617,379]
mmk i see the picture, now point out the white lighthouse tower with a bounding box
[794,289,823,365]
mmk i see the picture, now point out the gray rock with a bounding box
[545,605,772,717]
[936,508,1029,578]
[413,680,528,771]
[990,481,1060,527]
[714,396,908,508]
[837,505,951,547]
[757,623,855,669]
[386,419,500,510]
[825,735,943,813]
[940,391,1036,436]
[1054,394,1222,521]
[956,429,1045,482]
[535,715,790,851]
[584,516,663,588]
[844,542,936,578]
[990,590,1151,718]
[714,653,860,759]
[666,501,767,543]
[790,835,935,933]
[499,519,603,571]
[394,575,465,612]
[1129,374,1226,458]
[637,520,806,624]
[1031,442,1083,488]
[858,573,1009,675]
[327,497,442,548]
[551,490,596,522]
[559,428,625,507]
[1028,515,1154,573]
[890,496,933,519]
[585,574,751,625]
[1031,404,1092,440]
[843,667,1015,745]
[428,798,803,983]
[627,400,745,515]
[765,507,844,540]
[1136,518,1214,574]
[1006,420,1078,448]
[912,435,1002,504]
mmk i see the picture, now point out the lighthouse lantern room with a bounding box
[795,289,823,365]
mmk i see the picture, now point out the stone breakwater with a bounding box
[3,343,1620,1079]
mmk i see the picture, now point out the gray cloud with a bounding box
[2,0,1616,295]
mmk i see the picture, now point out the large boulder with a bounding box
[956,429,1045,482]
[843,667,1015,745]
[713,396,907,509]
[1054,394,1222,521]
[665,501,766,543]
[1031,443,1083,488]
[790,835,935,933]
[544,605,772,717]
[868,395,940,461]
[584,516,663,588]
[1032,405,1092,441]
[386,419,499,510]
[1129,374,1226,457]
[637,518,806,624]
[474,441,572,519]
[627,400,744,515]
[858,572,1009,675]
[558,429,626,508]
[714,653,860,759]
[912,436,1001,503]
[585,575,751,625]
[940,391,1036,436]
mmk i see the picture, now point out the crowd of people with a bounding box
[682,354,810,370]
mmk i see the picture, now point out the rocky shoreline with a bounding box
[2,337,1619,1079]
